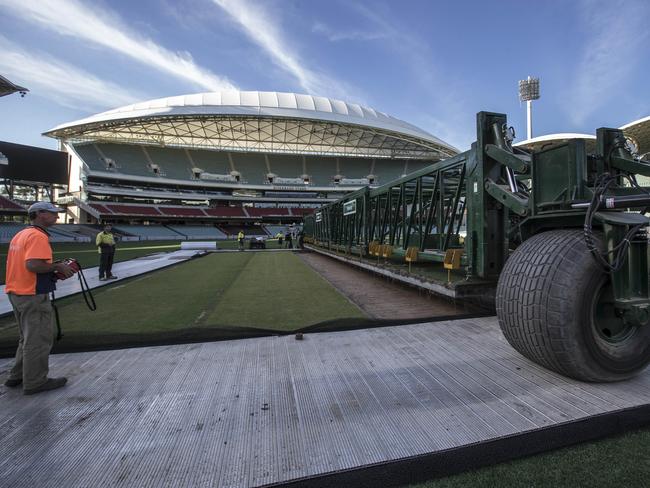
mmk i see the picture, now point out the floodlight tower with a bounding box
[518,76,540,140]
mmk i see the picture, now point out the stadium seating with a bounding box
[305,156,337,186]
[0,223,89,243]
[264,225,289,237]
[76,141,429,190]
[105,204,161,216]
[48,226,90,242]
[73,144,105,171]
[268,154,304,179]
[89,203,113,214]
[112,225,183,240]
[0,196,25,212]
[230,152,268,185]
[339,157,372,179]
[158,206,206,217]
[167,225,227,239]
[96,144,151,177]
[0,223,27,243]
[290,208,318,216]
[187,150,231,180]
[146,146,194,180]
[404,160,435,174]
[86,199,319,221]
[88,202,250,219]
[372,159,409,184]
[54,224,99,241]
[246,207,290,218]
[203,206,247,218]
[218,225,267,236]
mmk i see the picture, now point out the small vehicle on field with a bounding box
[249,236,266,249]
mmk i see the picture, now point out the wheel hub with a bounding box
[592,283,638,343]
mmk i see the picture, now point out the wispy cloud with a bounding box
[568,0,649,125]
[350,4,434,84]
[312,22,386,42]
[0,0,237,92]
[0,36,141,111]
[349,3,474,149]
[211,0,354,99]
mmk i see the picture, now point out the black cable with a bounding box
[50,263,97,341]
[583,172,648,273]
[75,263,97,311]
[50,291,63,341]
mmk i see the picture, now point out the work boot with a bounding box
[99,276,107,281]
[107,275,118,279]
[24,377,67,395]
[4,378,22,387]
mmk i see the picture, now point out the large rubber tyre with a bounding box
[496,229,650,382]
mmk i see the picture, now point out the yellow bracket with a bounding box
[381,244,393,261]
[405,246,419,273]
[443,248,464,283]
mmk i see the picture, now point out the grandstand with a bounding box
[112,224,184,241]
[44,91,459,228]
[218,224,267,237]
[0,223,91,243]
[0,196,25,214]
[0,220,264,243]
[264,224,290,237]
[0,223,26,243]
[166,225,227,240]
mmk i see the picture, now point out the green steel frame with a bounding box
[304,111,650,326]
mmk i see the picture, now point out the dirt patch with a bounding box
[298,252,474,320]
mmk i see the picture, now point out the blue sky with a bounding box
[0,0,648,151]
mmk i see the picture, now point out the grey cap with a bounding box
[28,201,65,213]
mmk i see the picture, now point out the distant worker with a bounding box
[276,232,283,247]
[4,202,75,395]
[298,230,304,249]
[285,231,293,249]
[237,230,245,251]
[96,223,117,281]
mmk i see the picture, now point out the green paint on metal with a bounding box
[304,111,650,320]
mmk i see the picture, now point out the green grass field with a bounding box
[403,427,650,487]
[0,251,365,353]
[0,238,285,284]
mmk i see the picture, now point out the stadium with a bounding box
[36,90,458,241]
[1,82,650,488]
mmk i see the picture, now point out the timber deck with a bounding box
[0,316,648,487]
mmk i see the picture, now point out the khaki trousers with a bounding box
[7,293,55,390]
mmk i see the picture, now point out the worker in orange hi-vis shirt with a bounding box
[3,202,75,395]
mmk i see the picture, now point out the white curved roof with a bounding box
[620,116,650,157]
[515,116,650,157]
[45,91,458,160]
[514,133,597,152]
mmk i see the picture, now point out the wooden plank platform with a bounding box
[0,317,648,487]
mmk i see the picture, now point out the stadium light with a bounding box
[518,76,540,140]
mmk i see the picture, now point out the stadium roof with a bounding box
[0,74,28,98]
[45,91,459,160]
[620,116,650,158]
[515,116,650,158]
[514,133,597,152]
